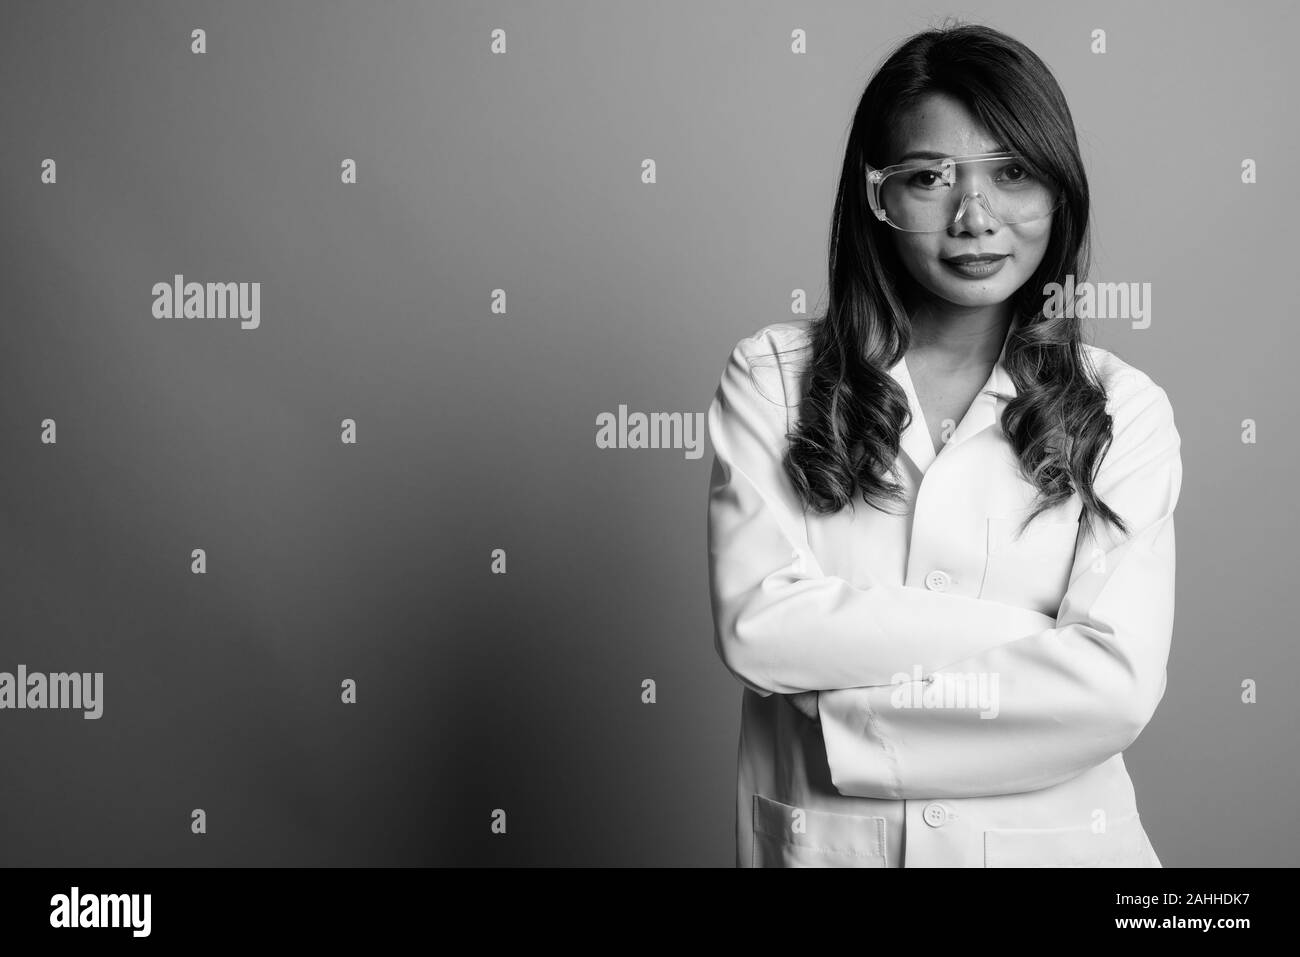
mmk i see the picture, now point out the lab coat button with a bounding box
[924,570,952,592]
[923,802,950,827]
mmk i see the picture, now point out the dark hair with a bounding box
[777,19,1129,540]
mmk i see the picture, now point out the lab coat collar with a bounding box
[887,321,1017,475]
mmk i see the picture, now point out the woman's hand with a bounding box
[786,691,820,722]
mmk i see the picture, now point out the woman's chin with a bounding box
[929,283,1017,308]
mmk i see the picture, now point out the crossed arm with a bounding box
[705,333,1183,799]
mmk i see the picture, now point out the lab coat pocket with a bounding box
[979,515,1081,617]
[984,812,1158,867]
[752,794,887,867]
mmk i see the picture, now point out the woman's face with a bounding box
[884,91,1054,310]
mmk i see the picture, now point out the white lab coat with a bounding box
[706,318,1181,867]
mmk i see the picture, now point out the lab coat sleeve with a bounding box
[707,331,1060,697]
[817,376,1182,799]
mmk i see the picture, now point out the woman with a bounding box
[705,22,1182,867]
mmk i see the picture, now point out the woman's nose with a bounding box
[948,191,999,233]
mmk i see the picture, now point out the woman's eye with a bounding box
[909,170,944,188]
[1001,164,1032,182]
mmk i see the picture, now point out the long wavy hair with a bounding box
[778,20,1129,540]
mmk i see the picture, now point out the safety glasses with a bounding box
[865,151,1063,233]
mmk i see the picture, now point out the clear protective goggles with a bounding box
[865,151,1062,233]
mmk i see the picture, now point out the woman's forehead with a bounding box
[887,92,1004,161]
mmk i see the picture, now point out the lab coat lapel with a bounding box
[887,354,938,475]
[887,324,1018,477]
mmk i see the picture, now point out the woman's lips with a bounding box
[942,255,1008,278]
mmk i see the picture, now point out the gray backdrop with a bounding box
[1,0,1295,866]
